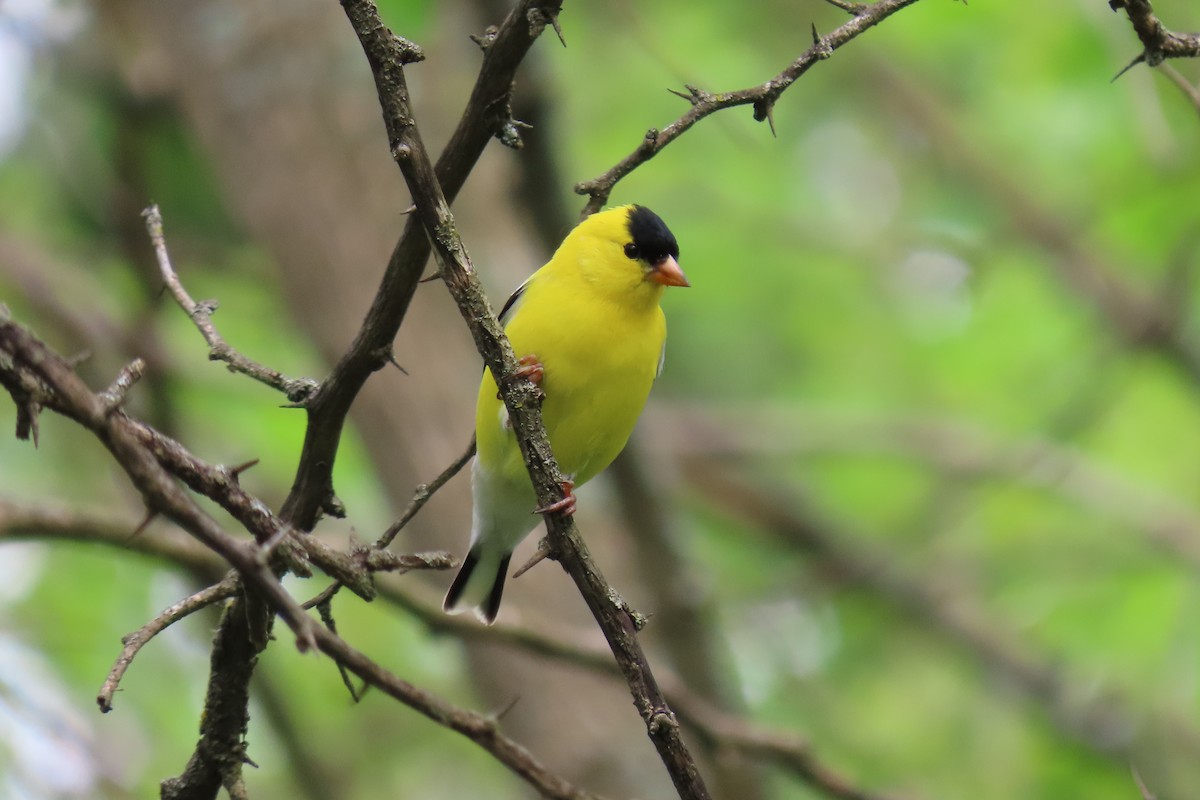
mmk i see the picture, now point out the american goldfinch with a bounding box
[443,205,688,624]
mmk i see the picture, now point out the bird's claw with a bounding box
[533,480,576,516]
[498,354,545,399]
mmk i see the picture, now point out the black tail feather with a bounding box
[443,545,480,612]
[480,554,512,625]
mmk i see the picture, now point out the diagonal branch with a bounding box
[281,0,565,531]
[574,0,927,216]
[339,0,712,797]
[164,3,565,796]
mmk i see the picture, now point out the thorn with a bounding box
[418,272,443,284]
[549,12,566,47]
[128,509,158,541]
[228,458,260,482]
[512,539,552,579]
[821,0,866,14]
[667,84,708,106]
[387,354,409,375]
[1112,52,1146,82]
[526,6,565,47]
[469,25,499,51]
[242,754,261,769]
[810,24,833,59]
[492,695,521,722]
[753,98,777,137]
[15,400,40,447]
[400,203,417,216]
[65,349,92,367]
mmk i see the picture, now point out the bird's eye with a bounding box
[623,243,640,260]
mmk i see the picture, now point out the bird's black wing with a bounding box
[497,277,530,327]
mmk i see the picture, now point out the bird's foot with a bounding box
[504,354,544,387]
[533,480,576,516]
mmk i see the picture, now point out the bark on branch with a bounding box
[338,0,715,796]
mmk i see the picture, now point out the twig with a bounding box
[574,0,927,216]
[1109,0,1200,69]
[374,438,475,550]
[141,205,320,405]
[340,0,711,796]
[300,443,472,613]
[0,317,320,654]
[1132,764,1158,800]
[98,575,240,712]
[307,619,608,800]
[1158,62,1200,117]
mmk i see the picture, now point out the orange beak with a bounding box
[648,255,690,287]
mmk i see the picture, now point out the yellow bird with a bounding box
[443,205,689,623]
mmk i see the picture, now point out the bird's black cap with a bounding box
[627,205,679,265]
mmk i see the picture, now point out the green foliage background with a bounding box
[2,0,1199,798]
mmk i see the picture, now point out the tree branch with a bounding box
[574,0,927,216]
[142,205,320,404]
[282,0,564,531]
[1,504,898,800]
[1109,0,1200,72]
[0,316,320,653]
[339,0,712,796]
[161,3,565,794]
[98,575,240,713]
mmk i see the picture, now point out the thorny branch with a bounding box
[574,0,928,216]
[161,2,567,796]
[143,206,319,405]
[98,575,241,713]
[1109,0,1200,75]
[1,0,952,797]
[0,321,605,800]
[340,0,713,797]
[0,504,897,800]
[282,0,564,531]
[0,316,321,655]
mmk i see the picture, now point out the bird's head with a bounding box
[566,205,689,303]
[622,204,689,289]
